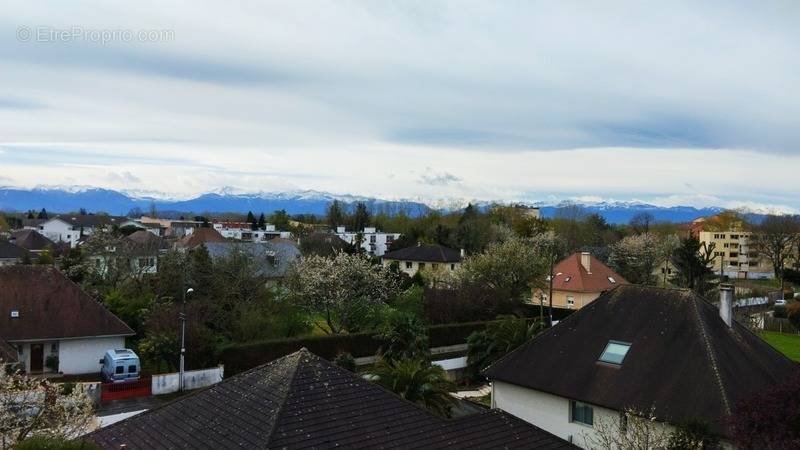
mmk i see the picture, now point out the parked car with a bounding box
[775,299,787,306]
[100,349,141,382]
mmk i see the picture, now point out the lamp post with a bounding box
[179,287,193,391]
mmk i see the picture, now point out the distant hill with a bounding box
[0,186,726,223]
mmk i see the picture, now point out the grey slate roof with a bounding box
[204,241,301,279]
[87,349,574,449]
[484,285,798,435]
[50,214,127,228]
[382,244,462,263]
[10,229,55,251]
[0,240,27,260]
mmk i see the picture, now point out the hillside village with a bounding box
[1,201,799,449]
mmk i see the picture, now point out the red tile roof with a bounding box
[550,252,628,293]
[0,266,134,341]
[179,228,227,249]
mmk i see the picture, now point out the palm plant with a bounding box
[466,315,543,379]
[368,358,457,418]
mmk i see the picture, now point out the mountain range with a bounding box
[0,186,725,224]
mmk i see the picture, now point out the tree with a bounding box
[728,370,800,449]
[37,208,48,220]
[257,213,266,230]
[377,312,429,363]
[327,200,345,228]
[0,369,94,449]
[584,406,670,450]
[466,315,543,379]
[246,211,257,230]
[666,419,721,450]
[58,247,87,283]
[752,214,800,281]
[352,202,371,231]
[457,235,548,303]
[270,209,291,231]
[609,233,661,285]
[367,358,457,418]
[629,212,655,234]
[286,252,400,334]
[671,236,716,297]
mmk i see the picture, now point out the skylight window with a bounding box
[599,341,631,365]
[564,276,571,282]
[608,276,616,283]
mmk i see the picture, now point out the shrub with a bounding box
[333,353,356,372]
[45,354,59,373]
[13,436,101,450]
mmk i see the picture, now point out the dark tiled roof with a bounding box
[484,285,798,435]
[87,349,574,449]
[50,214,127,228]
[549,252,628,292]
[0,240,27,259]
[383,244,462,263]
[124,230,168,252]
[0,266,134,341]
[179,228,227,249]
[11,229,55,251]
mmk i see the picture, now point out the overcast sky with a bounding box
[1,1,799,211]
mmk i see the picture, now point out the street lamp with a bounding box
[179,287,194,391]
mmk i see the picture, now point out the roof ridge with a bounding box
[689,294,732,416]
[265,350,307,447]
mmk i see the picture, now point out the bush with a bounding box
[333,353,356,372]
[45,354,59,373]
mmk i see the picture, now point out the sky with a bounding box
[1,1,799,212]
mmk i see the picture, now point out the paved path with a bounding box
[452,384,491,399]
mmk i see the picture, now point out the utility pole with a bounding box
[548,251,554,326]
[179,287,193,391]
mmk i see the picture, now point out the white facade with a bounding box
[335,226,400,256]
[381,258,460,277]
[39,218,83,248]
[213,223,292,242]
[492,381,675,449]
[13,336,125,375]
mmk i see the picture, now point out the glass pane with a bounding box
[115,366,124,374]
[128,365,137,373]
[600,341,631,364]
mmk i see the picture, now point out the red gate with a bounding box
[100,377,151,402]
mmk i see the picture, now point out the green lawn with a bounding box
[761,331,800,362]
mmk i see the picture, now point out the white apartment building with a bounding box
[213,222,292,242]
[335,226,400,257]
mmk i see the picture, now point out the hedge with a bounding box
[219,310,574,375]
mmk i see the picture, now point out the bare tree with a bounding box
[583,407,671,450]
[629,212,655,234]
[752,215,800,281]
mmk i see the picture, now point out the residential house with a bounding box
[87,230,169,277]
[205,240,301,281]
[86,348,574,449]
[485,285,797,448]
[0,266,134,375]
[10,229,57,256]
[0,240,27,266]
[382,243,463,277]
[178,227,227,250]
[37,214,128,248]
[534,252,628,309]
[335,226,400,256]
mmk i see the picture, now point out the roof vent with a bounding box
[10,310,19,318]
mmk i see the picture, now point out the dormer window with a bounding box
[599,341,631,365]
[564,276,571,282]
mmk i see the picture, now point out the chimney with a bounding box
[460,248,465,257]
[580,252,591,274]
[719,284,733,327]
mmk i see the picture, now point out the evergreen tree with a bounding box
[353,202,371,231]
[37,208,48,220]
[189,244,215,297]
[327,200,345,228]
[670,236,716,297]
[257,213,266,230]
[270,209,291,230]
[246,211,257,230]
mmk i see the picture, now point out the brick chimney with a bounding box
[719,284,733,327]
[580,252,591,274]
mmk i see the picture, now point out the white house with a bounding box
[0,266,134,375]
[335,226,400,257]
[38,214,128,248]
[484,285,797,448]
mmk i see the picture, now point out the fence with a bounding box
[764,316,799,334]
[152,366,224,395]
[100,377,151,402]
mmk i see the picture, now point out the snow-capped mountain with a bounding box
[0,186,735,223]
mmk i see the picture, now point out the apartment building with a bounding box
[696,229,773,279]
[334,226,400,257]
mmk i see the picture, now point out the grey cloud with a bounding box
[106,171,141,183]
[419,168,461,186]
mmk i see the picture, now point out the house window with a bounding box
[115,366,124,374]
[432,263,438,270]
[599,341,631,365]
[405,261,412,269]
[571,401,594,426]
[419,263,425,270]
[50,343,57,353]
[566,296,575,307]
[128,365,137,373]
[450,264,455,270]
